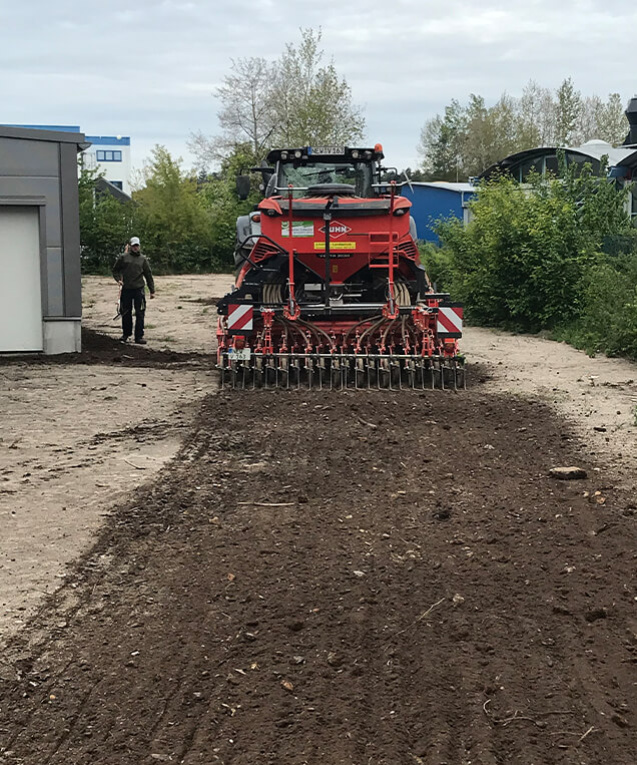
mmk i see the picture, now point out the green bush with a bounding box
[80,145,257,276]
[558,249,637,358]
[435,165,633,339]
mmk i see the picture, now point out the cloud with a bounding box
[1,0,637,172]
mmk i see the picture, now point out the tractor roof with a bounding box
[266,145,384,164]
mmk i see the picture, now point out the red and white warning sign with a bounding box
[437,304,463,337]
[227,304,254,332]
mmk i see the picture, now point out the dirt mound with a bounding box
[1,390,636,763]
[0,328,212,368]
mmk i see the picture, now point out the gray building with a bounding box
[479,139,636,182]
[0,126,86,354]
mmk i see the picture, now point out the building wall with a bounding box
[5,125,132,196]
[0,131,83,353]
[400,185,474,244]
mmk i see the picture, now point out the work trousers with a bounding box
[120,287,146,340]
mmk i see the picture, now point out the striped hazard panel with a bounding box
[227,304,254,332]
[437,303,463,338]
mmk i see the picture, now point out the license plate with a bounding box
[229,348,251,361]
[312,146,344,155]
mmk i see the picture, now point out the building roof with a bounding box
[615,148,637,168]
[95,177,131,202]
[1,125,131,148]
[407,181,475,193]
[4,124,81,133]
[480,140,635,179]
[85,135,131,146]
[0,125,88,148]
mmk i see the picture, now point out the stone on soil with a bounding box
[549,466,588,480]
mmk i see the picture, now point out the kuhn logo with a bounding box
[319,221,351,239]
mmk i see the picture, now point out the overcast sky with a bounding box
[2,0,636,173]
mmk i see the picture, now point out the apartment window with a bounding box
[96,150,122,162]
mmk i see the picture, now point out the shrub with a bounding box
[435,165,632,335]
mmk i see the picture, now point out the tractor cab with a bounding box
[263,146,386,199]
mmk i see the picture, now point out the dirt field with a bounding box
[0,275,233,640]
[1,275,637,763]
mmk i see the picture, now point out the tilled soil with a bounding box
[1,388,636,764]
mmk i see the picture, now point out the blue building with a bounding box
[401,182,475,244]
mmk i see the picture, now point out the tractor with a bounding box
[216,144,463,389]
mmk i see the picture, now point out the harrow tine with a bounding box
[302,357,309,389]
[355,357,363,390]
[394,360,402,390]
[282,356,289,389]
[457,359,466,390]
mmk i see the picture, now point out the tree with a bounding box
[419,93,523,179]
[577,94,603,144]
[79,166,133,273]
[133,146,216,273]
[595,93,628,145]
[555,77,582,146]
[195,28,365,170]
[216,57,277,159]
[418,99,467,181]
[463,94,519,177]
[517,80,555,147]
[271,28,365,147]
[188,57,275,173]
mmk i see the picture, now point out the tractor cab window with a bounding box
[276,161,374,197]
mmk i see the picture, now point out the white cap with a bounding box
[130,236,140,246]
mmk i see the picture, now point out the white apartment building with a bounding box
[82,134,132,195]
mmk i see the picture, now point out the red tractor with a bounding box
[216,144,463,389]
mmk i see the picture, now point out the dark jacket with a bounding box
[113,251,155,293]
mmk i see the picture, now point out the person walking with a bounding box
[112,236,155,344]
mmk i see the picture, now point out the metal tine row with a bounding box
[219,354,466,391]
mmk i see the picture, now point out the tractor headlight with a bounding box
[394,208,406,216]
[281,151,289,160]
[351,149,360,159]
[294,150,302,159]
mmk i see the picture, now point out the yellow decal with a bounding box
[313,241,356,251]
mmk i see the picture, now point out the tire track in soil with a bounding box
[0,389,636,764]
